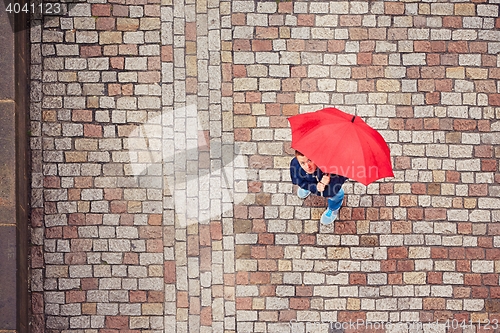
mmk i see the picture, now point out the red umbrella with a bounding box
[288,107,394,186]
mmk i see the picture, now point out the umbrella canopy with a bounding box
[288,107,394,186]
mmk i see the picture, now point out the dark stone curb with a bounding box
[0,6,29,333]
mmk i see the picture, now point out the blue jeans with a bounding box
[327,188,344,211]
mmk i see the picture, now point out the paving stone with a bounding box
[29,1,500,332]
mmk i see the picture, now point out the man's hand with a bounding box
[317,174,330,192]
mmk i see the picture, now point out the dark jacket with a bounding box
[290,157,347,197]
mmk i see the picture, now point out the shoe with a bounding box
[320,208,338,225]
[297,188,311,199]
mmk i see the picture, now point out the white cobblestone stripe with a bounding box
[162,0,237,332]
[30,12,46,333]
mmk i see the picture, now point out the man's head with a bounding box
[295,150,317,174]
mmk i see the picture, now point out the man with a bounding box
[290,150,347,225]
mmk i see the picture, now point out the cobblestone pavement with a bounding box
[29,0,500,332]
